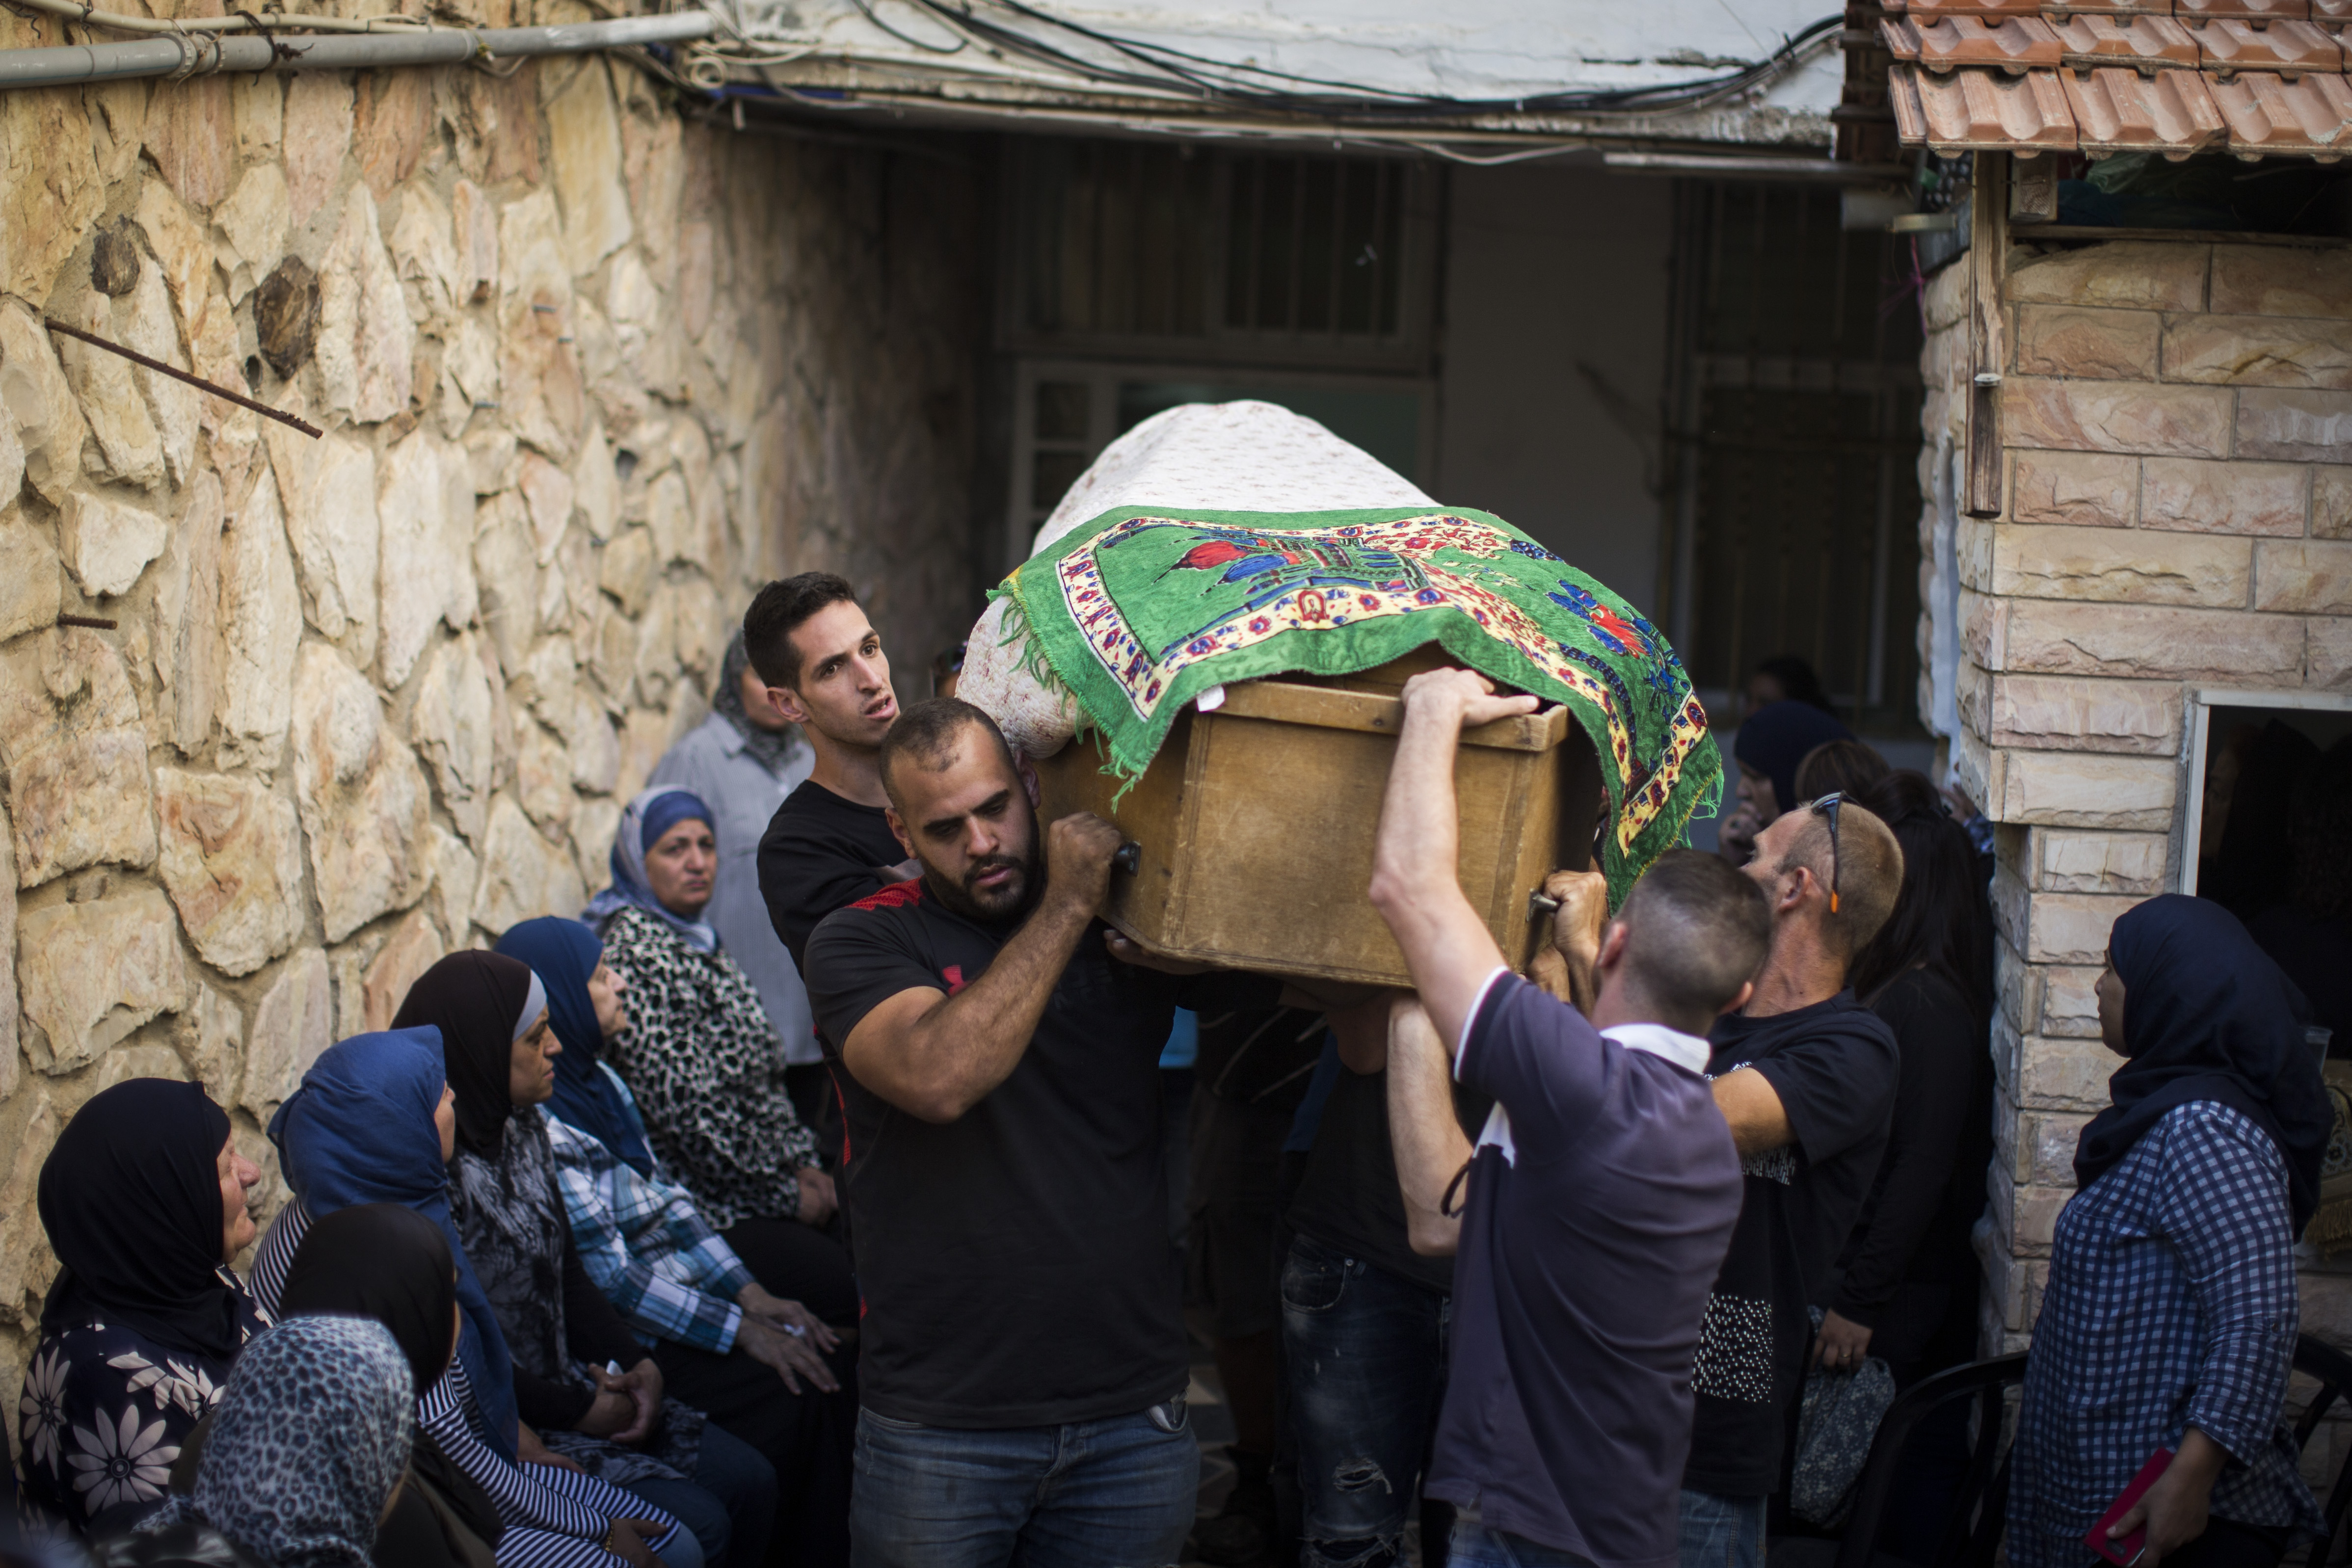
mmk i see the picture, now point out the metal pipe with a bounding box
[0,9,713,89]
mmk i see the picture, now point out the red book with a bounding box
[2085,1448,2175,1567]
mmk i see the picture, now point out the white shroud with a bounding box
[960,400,1433,757]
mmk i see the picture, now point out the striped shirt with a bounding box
[251,1200,684,1568]
[2010,1101,2324,1565]
[545,1115,755,1355]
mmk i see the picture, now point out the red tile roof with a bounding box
[1864,0,2352,159]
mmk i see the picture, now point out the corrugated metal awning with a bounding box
[681,0,1854,159]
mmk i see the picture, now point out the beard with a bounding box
[923,845,1041,925]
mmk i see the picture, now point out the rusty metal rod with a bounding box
[43,318,323,439]
[55,614,119,629]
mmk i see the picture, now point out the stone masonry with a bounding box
[1919,233,2352,1398]
[0,10,989,1455]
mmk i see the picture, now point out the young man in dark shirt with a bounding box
[1678,785,1906,1566]
[745,573,910,978]
[800,697,1272,1568]
[1365,668,1765,1568]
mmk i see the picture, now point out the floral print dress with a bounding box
[16,1272,272,1534]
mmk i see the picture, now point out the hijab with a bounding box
[278,1205,503,1553]
[583,787,721,952]
[137,1316,413,1568]
[393,953,543,1162]
[2074,894,2333,1235]
[715,630,802,774]
[1734,699,1856,817]
[38,1079,247,1361]
[267,1029,519,1456]
[495,918,657,1177]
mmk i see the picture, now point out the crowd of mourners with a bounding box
[4,581,2344,1568]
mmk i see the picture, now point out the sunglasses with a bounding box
[1808,791,1844,915]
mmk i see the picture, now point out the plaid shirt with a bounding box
[2010,1101,2324,1563]
[545,1113,755,1355]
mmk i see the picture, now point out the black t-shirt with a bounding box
[1682,991,1899,1498]
[1285,1064,1493,1295]
[757,779,906,973]
[802,879,1275,1426]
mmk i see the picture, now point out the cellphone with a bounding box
[2085,1448,2175,1566]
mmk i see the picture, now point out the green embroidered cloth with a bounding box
[996,505,1719,899]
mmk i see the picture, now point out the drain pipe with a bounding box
[0,9,714,88]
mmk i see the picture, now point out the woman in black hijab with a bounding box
[18,1081,270,1536]
[397,953,777,1568]
[2011,896,2331,1568]
[277,1204,504,1568]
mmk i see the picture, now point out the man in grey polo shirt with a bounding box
[1366,667,1767,1568]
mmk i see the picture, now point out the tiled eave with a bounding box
[1872,3,2352,159]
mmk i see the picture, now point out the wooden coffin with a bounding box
[1033,652,1604,987]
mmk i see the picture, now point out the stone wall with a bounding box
[0,22,990,1451]
[1918,235,2352,1359]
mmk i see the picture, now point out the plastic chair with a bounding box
[1827,1351,2027,1568]
[1824,1335,2352,1568]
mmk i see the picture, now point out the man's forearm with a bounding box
[1368,691,1509,1051]
[868,895,1092,1120]
[1386,1001,1469,1256]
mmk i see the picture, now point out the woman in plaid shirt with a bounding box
[2010,897,2331,1568]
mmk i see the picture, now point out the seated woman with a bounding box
[18,1080,270,1536]
[587,789,839,1278]
[100,1316,412,1568]
[277,1204,505,1568]
[2010,896,2332,1568]
[394,952,775,1568]
[498,917,855,1567]
[253,1027,689,1568]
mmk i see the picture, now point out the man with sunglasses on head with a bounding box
[1678,788,1906,1568]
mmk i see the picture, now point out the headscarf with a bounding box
[496,918,657,1177]
[2075,895,2332,1235]
[715,630,802,773]
[37,1079,247,1360]
[267,1030,519,1456]
[278,1205,503,1554]
[392,952,543,1162]
[137,1316,413,1568]
[582,787,720,953]
[1733,699,1857,817]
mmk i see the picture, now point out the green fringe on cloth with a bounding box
[997,504,1720,901]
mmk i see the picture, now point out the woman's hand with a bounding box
[575,1379,639,1441]
[606,1517,668,1568]
[2110,1429,2226,1564]
[796,1166,839,1227]
[738,1284,841,1352]
[737,1315,841,1395]
[517,1423,584,1474]
[1809,1308,1873,1373]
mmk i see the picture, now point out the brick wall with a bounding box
[1918,235,2352,1356]
[0,19,991,1453]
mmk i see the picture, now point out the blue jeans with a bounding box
[1281,1234,1453,1568]
[848,1405,1198,1568]
[1676,1489,1765,1568]
[623,1423,779,1568]
[1448,1518,1597,1567]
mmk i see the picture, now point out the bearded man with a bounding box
[800,696,1275,1568]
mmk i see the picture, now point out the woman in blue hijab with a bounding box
[255,1031,693,1568]
[263,1027,519,1454]
[498,918,656,1178]
[2010,897,2330,1568]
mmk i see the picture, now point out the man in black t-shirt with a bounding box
[802,697,1269,1568]
[1680,793,1906,1567]
[744,573,911,979]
